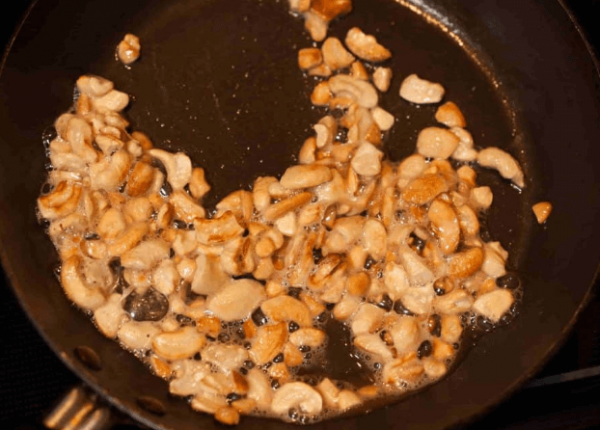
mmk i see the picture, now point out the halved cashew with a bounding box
[94,294,128,338]
[253,176,277,213]
[329,75,378,108]
[317,378,340,408]
[76,75,114,98]
[261,296,313,327]
[450,127,478,162]
[373,67,392,92]
[390,316,420,354]
[473,288,513,322]
[207,279,266,321]
[481,242,508,278]
[289,0,311,13]
[91,89,129,112]
[333,294,361,320]
[194,211,243,245]
[398,247,434,286]
[371,107,395,131]
[448,247,484,278]
[434,289,474,314]
[271,382,323,416]
[477,147,525,188]
[354,334,393,360]
[298,48,323,70]
[107,223,148,257]
[345,27,391,62]
[311,82,331,107]
[322,37,355,71]
[304,11,328,42]
[435,101,466,128]
[247,368,273,408]
[428,199,460,254]
[190,392,228,414]
[384,262,410,299]
[191,253,230,295]
[314,115,337,148]
[169,191,206,223]
[118,321,160,350]
[417,127,460,160]
[441,314,463,344]
[323,216,365,253]
[399,74,445,104]
[250,322,287,365]
[362,218,387,260]
[350,61,369,80]
[289,328,326,347]
[214,407,240,426]
[470,186,493,209]
[61,256,106,310]
[126,161,155,197]
[152,326,206,360]
[275,211,297,236]
[280,165,332,189]
[95,134,123,156]
[123,196,153,223]
[189,167,211,200]
[264,192,312,222]
[401,285,434,315]
[202,344,249,373]
[148,149,192,191]
[382,354,424,385]
[351,142,383,176]
[152,259,180,296]
[117,33,141,65]
[310,0,353,21]
[38,181,83,220]
[90,150,131,190]
[401,174,450,205]
[65,117,97,163]
[121,239,170,270]
[351,303,384,335]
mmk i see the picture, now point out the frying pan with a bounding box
[1,0,599,429]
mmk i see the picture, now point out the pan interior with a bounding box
[4,0,599,429]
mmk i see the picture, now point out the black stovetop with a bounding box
[1,1,599,429]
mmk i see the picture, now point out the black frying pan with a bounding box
[1,0,599,429]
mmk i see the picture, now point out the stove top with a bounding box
[1,1,599,429]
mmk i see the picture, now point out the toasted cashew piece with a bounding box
[373,67,392,92]
[345,27,391,62]
[280,165,332,189]
[189,167,211,200]
[298,48,323,70]
[450,127,478,162]
[435,101,466,128]
[329,75,378,108]
[38,181,83,221]
[207,279,266,321]
[351,142,383,176]
[417,127,460,160]
[250,322,287,365]
[76,75,114,98]
[532,201,552,224]
[304,11,328,42]
[354,334,393,360]
[310,0,352,21]
[92,89,129,112]
[152,327,206,360]
[194,211,243,245]
[61,256,106,310]
[261,296,313,327]
[322,37,355,71]
[477,147,525,188]
[400,74,445,104]
[473,288,514,322]
[117,34,141,65]
[90,150,131,191]
[271,382,323,416]
[289,328,326,347]
[121,239,170,270]
[118,321,160,350]
[148,149,192,191]
[428,199,460,254]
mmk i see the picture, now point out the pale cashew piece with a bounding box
[76,75,114,98]
[322,37,355,71]
[61,256,106,310]
[373,67,392,92]
[351,142,383,176]
[152,327,206,360]
[121,239,170,270]
[345,27,392,62]
[450,127,478,162]
[261,296,313,327]
[329,75,378,109]
[148,149,192,191]
[435,101,466,128]
[207,279,266,321]
[416,127,460,160]
[280,165,332,189]
[371,107,395,131]
[271,382,323,416]
[477,147,525,188]
[473,288,514,322]
[399,74,445,104]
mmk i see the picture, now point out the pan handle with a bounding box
[43,386,113,430]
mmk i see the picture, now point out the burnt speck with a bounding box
[251,307,268,326]
[193,352,202,361]
[417,340,433,359]
[376,294,393,311]
[273,353,284,363]
[298,345,311,353]
[393,300,414,316]
[218,333,231,343]
[243,360,255,369]
[176,314,193,325]
[374,362,382,370]
[496,273,521,290]
[239,367,248,375]
[289,321,300,332]
[159,180,172,198]
[243,342,251,350]
[364,256,376,270]
[325,303,335,311]
[123,288,169,322]
[271,380,280,389]
[288,408,298,420]
[476,315,494,332]
[84,232,100,241]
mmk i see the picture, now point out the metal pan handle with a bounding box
[43,386,113,430]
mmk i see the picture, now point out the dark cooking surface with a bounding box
[1,0,599,429]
